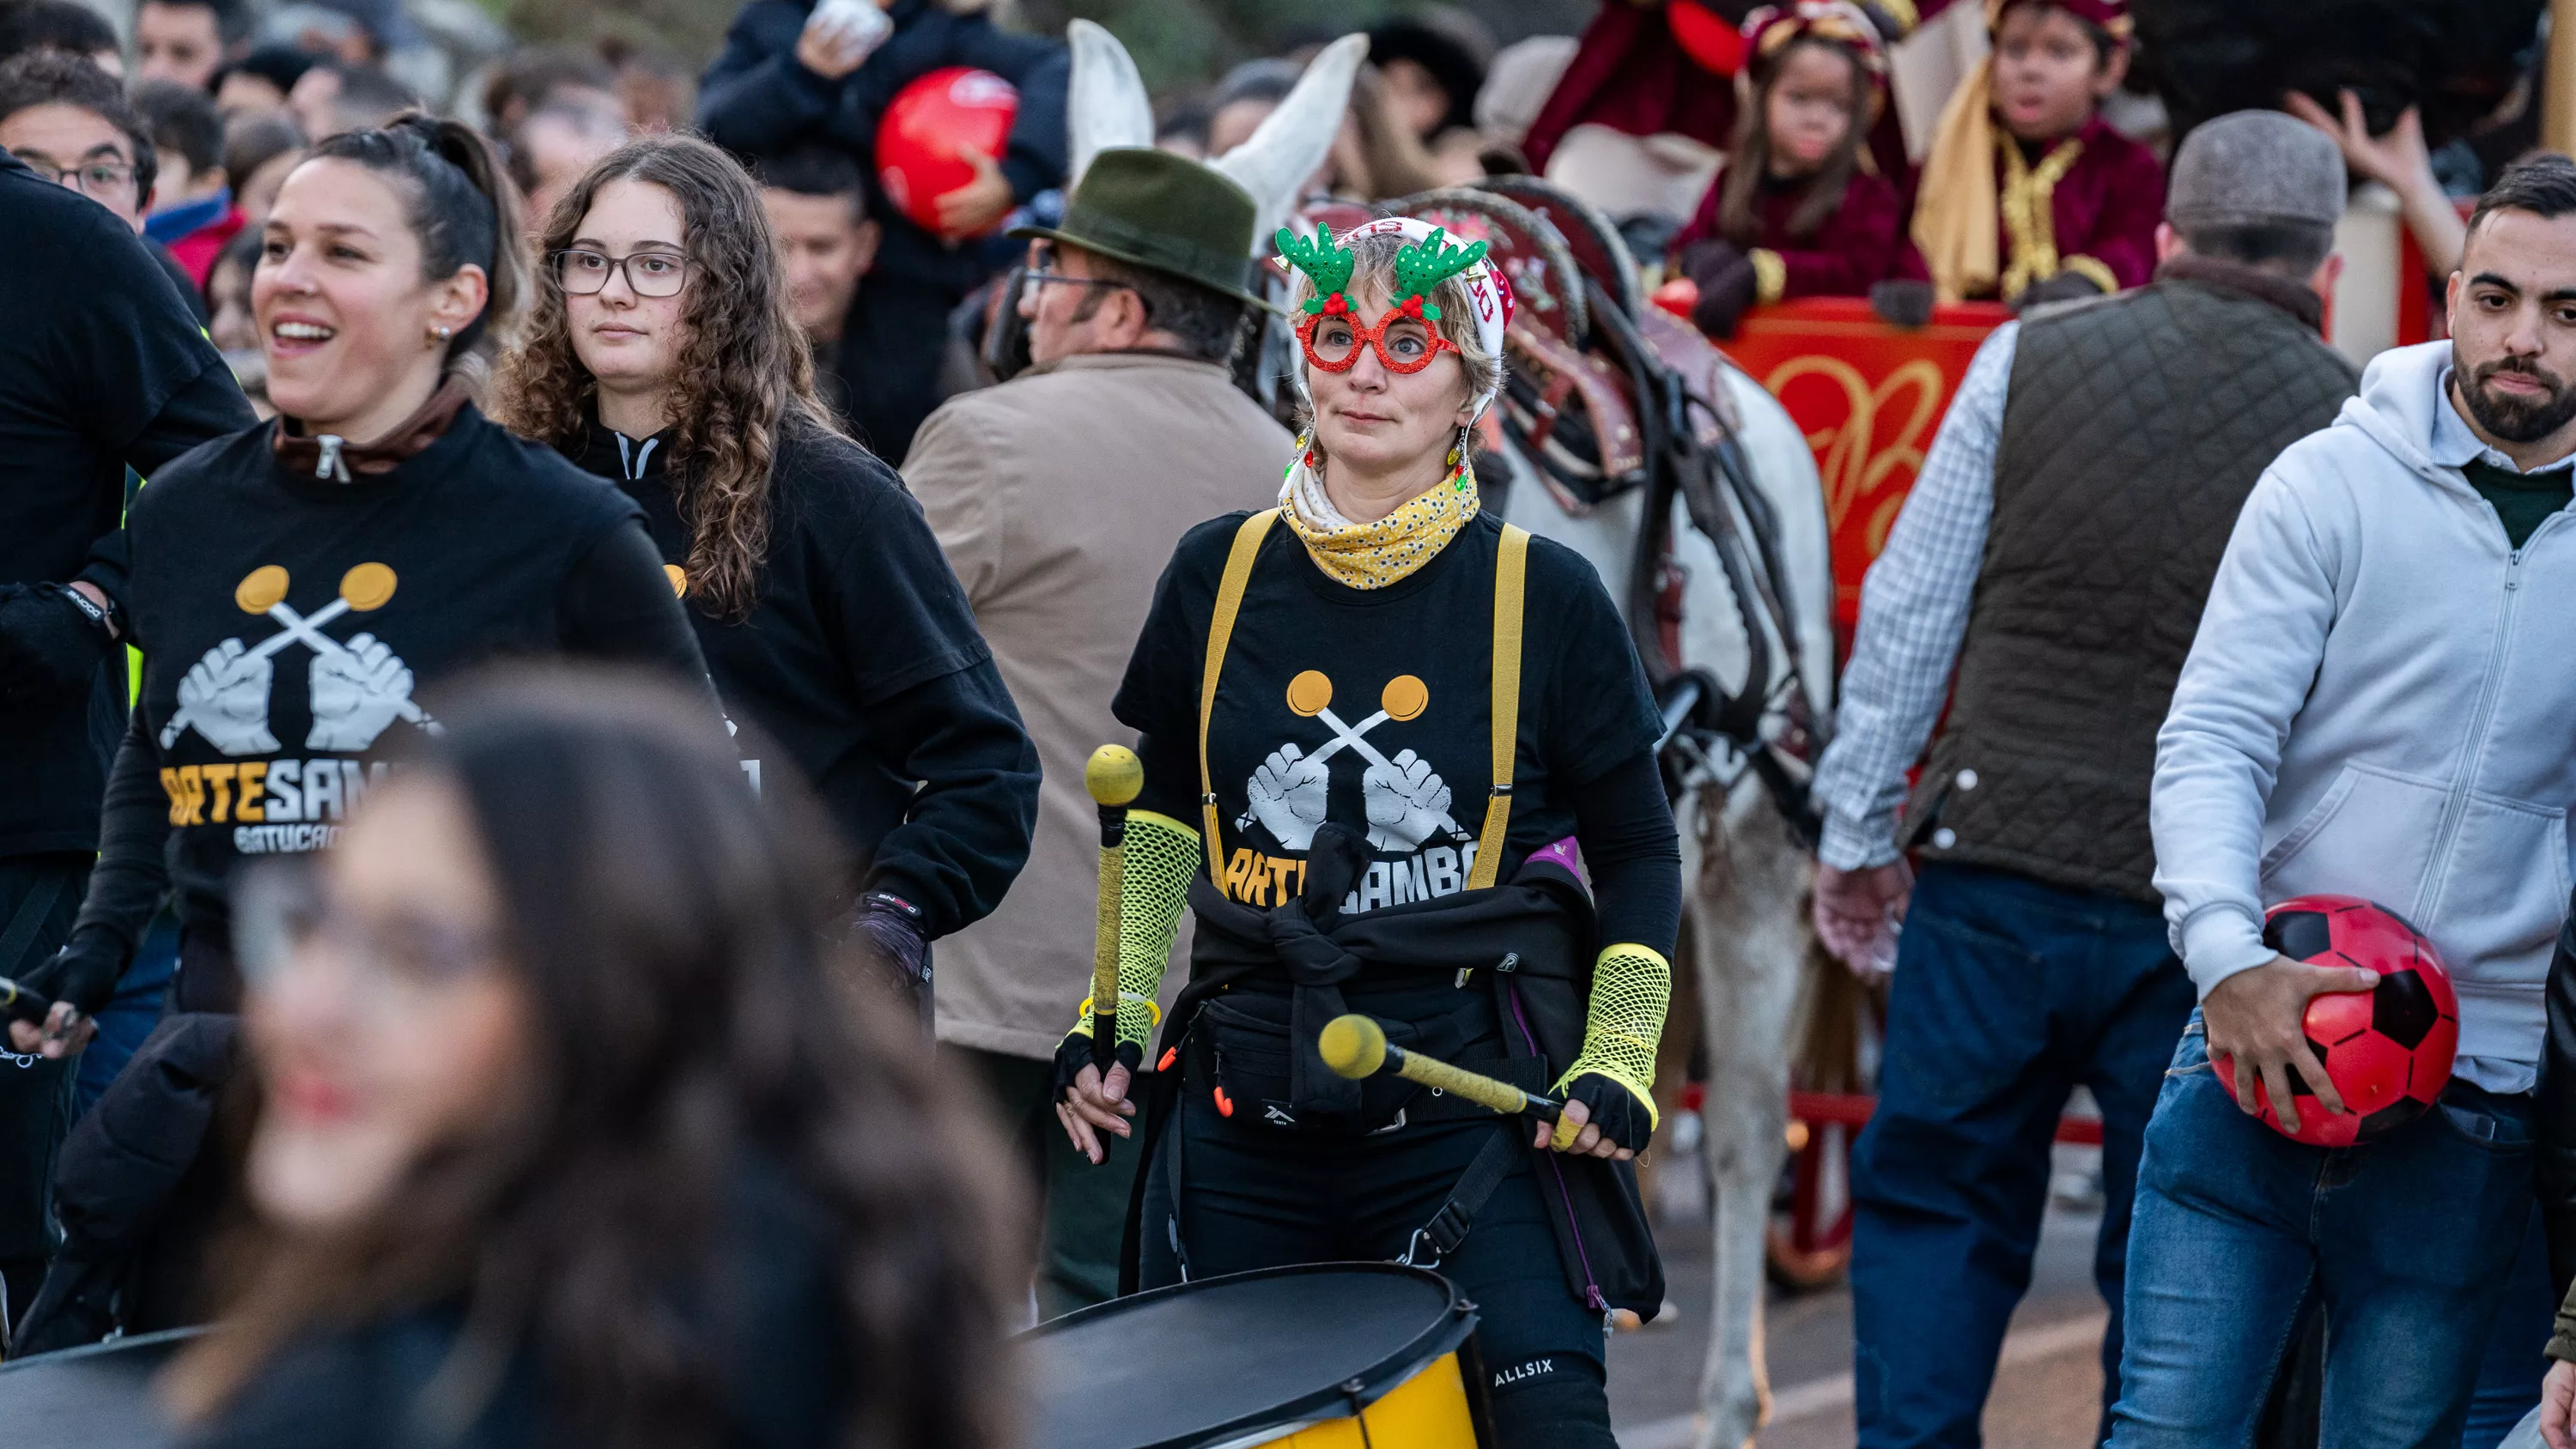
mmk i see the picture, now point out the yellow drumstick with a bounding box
[1318,1013,1582,1151]
[1084,746,1144,1100]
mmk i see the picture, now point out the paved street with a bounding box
[1608,1143,2112,1449]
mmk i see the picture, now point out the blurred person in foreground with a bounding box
[756,142,881,435]
[165,665,1023,1449]
[904,147,1288,1315]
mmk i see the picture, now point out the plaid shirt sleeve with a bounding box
[1811,322,2020,870]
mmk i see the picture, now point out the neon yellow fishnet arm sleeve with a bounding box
[1555,943,1672,1129]
[1066,809,1200,1052]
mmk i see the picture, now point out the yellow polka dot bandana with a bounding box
[1278,439,1481,591]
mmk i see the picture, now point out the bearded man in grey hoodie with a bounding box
[2119,155,2576,1445]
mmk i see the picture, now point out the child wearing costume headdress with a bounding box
[1671,1,1931,338]
[1911,0,2165,306]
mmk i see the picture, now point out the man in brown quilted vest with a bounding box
[1804,112,2360,1447]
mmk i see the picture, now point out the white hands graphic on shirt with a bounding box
[1244,743,1331,850]
[175,640,282,755]
[306,632,416,750]
[1364,749,1452,852]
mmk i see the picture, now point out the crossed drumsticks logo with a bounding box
[1242,670,1467,853]
[161,562,436,756]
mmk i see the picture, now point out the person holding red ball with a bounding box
[695,0,1068,463]
[2131,155,2576,1446]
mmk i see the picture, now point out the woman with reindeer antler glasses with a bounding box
[1054,218,1681,1448]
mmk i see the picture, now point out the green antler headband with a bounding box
[1273,224,1492,321]
[1390,227,1488,322]
[1276,227,1355,317]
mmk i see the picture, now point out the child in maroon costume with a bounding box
[1912,0,2165,306]
[1671,1,1929,338]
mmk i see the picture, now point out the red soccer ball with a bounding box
[2209,895,2458,1148]
[875,65,1018,235]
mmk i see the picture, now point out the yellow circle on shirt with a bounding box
[1382,674,1428,722]
[665,564,689,598]
[339,562,398,611]
[234,565,289,615]
[1286,669,1334,717]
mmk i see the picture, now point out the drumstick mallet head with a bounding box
[1084,747,1145,1151]
[1319,1014,1583,1150]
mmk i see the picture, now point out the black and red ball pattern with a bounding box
[2208,894,2459,1148]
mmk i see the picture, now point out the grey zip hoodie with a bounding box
[2152,339,2576,1091]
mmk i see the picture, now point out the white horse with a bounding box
[1500,349,1836,1449]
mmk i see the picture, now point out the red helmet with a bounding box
[876,66,1018,235]
[2209,895,2459,1148]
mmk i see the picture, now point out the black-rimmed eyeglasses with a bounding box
[553,248,690,298]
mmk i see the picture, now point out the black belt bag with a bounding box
[1191,992,1548,1136]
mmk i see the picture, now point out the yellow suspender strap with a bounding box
[1199,509,1280,882]
[1467,524,1530,890]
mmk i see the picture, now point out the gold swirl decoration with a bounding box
[1759,355,1947,560]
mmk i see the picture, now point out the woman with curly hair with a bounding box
[494,134,1037,1010]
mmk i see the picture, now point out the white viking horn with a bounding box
[1211,32,1369,250]
[1066,19,1154,188]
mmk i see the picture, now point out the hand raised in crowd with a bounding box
[2283,88,2465,278]
[2200,952,2379,1135]
[793,0,891,82]
[2542,1359,2576,1449]
[935,145,1014,239]
[1813,859,1911,976]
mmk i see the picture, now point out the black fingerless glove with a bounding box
[1565,1072,1656,1154]
[15,931,127,1020]
[1052,1029,1143,1102]
[1678,239,1759,340]
[2011,268,2106,313]
[0,583,115,708]
[1868,278,1936,329]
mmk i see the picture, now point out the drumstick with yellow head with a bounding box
[1083,746,1144,1155]
[1319,1013,1583,1151]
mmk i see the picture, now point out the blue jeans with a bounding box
[1850,864,2195,1448]
[2108,1016,2537,1448]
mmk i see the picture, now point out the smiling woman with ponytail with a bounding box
[7,112,710,1355]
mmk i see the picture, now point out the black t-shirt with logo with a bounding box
[0,149,258,857]
[1115,510,1667,943]
[567,415,1037,937]
[76,403,708,999]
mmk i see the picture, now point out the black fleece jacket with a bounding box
[696,0,1068,298]
[568,414,1037,938]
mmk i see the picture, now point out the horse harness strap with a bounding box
[1197,509,1532,891]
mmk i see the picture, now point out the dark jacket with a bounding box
[565,415,1038,938]
[1904,258,2360,900]
[2534,902,2576,1330]
[696,0,1068,298]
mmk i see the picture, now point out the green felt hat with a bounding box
[1010,148,1273,309]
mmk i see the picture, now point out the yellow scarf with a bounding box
[1279,439,1480,590]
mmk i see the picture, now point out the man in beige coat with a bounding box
[906,148,1291,1316]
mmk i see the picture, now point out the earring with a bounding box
[429,324,453,347]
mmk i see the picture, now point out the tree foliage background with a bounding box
[498,0,1595,96]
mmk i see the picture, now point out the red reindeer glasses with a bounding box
[1296,297,1459,375]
